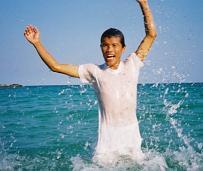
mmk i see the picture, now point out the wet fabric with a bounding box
[78,53,144,163]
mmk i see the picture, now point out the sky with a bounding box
[0,0,202,85]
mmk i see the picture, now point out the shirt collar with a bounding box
[100,61,123,74]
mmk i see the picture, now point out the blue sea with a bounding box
[0,83,202,170]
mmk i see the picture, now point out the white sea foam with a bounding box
[71,145,203,171]
[71,150,168,171]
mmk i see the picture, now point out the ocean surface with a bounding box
[0,83,202,171]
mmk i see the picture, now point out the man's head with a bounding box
[100,28,126,69]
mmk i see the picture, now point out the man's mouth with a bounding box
[106,54,115,60]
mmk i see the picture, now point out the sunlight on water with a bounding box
[68,82,203,171]
[0,82,203,170]
[0,68,203,171]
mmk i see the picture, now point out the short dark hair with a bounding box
[100,28,126,47]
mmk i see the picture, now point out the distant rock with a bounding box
[0,84,23,88]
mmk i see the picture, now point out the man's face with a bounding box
[101,36,125,70]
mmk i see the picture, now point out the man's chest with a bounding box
[95,70,136,96]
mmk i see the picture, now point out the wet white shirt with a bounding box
[78,53,143,126]
[78,53,144,162]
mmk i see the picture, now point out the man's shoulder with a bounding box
[124,53,144,68]
[79,63,104,73]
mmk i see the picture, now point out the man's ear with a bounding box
[122,46,126,53]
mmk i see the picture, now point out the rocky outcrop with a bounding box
[0,84,23,88]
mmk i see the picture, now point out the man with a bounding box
[24,0,157,164]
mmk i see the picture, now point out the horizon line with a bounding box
[17,82,203,87]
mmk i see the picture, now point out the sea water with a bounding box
[0,83,202,170]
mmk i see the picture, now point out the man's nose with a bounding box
[107,45,113,51]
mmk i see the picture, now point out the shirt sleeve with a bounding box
[128,53,144,69]
[78,64,97,84]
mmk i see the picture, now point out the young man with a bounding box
[24,0,156,164]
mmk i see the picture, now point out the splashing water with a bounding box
[0,83,202,170]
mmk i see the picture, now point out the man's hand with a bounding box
[24,25,40,45]
[136,0,147,3]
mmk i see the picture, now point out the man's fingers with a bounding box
[24,28,29,36]
[33,27,38,34]
[25,25,39,34]
[24,31,30,38]
[24,25,32,36]
[24,25,40,43]
[25,25,33,33]
[27,26,33,33]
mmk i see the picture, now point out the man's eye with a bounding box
[101,44,107,47]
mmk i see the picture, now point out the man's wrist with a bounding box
[138,0,149,8]
[33,40,41,47]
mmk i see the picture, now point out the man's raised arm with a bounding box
[135,0,157,61]
[24,25,79,78]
